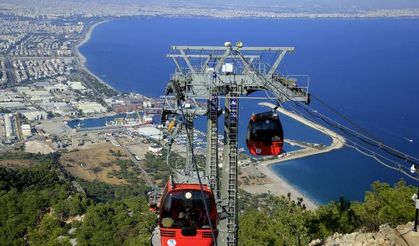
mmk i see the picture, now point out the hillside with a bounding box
[0,154,155,245]
[0,152,418,245]
[311,222,419,245]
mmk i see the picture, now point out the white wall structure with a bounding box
[75,102,107,114]
[21,124,32,138]
[4,113,13,139]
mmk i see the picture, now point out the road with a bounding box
[114,137,154,187]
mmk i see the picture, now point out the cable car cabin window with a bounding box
[160,190,215,229]
[248,118,282,145]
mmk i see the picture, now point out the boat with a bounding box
[105,111,153,127]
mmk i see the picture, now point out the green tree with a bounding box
[239,196,310,246]
[352,180,415,230]
[76,198,156,246]
[28,213,70,246]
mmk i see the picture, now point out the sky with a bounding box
[136,0,419,11]
[7,0,419,12]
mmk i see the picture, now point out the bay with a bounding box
[80,18,419,204]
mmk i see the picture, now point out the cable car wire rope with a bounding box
[177,105,218,246]
[286,96,419,180]
[234,50,419,179]
[159,74,217,244]
[291,100,419,165]
[310,94,376,138]
[281,100,419,182]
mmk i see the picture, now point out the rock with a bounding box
[308,239,322,246]
[321,222,416,246]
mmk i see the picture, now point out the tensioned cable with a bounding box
[344,141,419,182]
[284,90,419,180]
[177,104,218,246]
[234,49,419,179]
[292,101,419,165]
[239,49,419,165]
[160,76,217,243]
[279,99,419,182]
[310,94,376,138]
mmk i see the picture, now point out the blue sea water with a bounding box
[80,18,419,204]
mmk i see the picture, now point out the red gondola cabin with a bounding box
[156,178,218,246]
[246,111,284,156]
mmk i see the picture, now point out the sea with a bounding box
[79,18,419,204]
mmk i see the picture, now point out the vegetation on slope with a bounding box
[239,180,416,245]
[0,153,416,245]
[0,154,155,245]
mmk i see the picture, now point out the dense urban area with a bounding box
[0,1,419,245]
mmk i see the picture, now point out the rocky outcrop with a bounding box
[310,222,419,246]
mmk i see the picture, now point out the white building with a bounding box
[67,81,87,91]
[75,102,107,114]
[0,90,25,102]
[24,90,53,103]
[0,101,26,110]
[19,108,48,121]
[14,86,31,94]
[4,113,13,139]
[104,97,125,106]
[46,83,69,93]
[21,124,32,138]
[137,126,162,140]
[39,102,77,117]
[148,143,163,154]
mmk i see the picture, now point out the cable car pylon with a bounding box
[153,42,310,246]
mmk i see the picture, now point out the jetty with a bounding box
[241,102,346,209]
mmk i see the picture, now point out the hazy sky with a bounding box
[6,0,419,11]
[162,0,419,10]
[121,0,419,9]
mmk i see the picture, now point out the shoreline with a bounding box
[74,19,117,92]
[242,102,346,210]
[73,19,344,209]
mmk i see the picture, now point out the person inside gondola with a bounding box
[160,190,217,230]
[175,207,202,228]
[175,211,187,228]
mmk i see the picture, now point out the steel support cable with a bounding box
[160,76,217,244]
[238,70,411,178]
[292,100,419,165]
[344,140,419,182]
[237,48,419,166]
[349,142,409,174]
[298,105,389,164]
[282,101,419,182]
[310,94,376,138]
[278,99,419,182]
[161,100,185,175]
[165,139,186,178]
[178,106,218,246]
[246,60,419,166]
[299,106,376,144]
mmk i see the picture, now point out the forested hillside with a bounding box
[0,153,416,245]
[0,154,155,245]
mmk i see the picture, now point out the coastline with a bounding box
[242,102,346,210]
[74,19,117,91]
[242,162,319,210]
[74,19,344,209]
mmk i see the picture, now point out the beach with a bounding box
[74,20,116,91]
[76,21,345,210]
[241,102,346,209]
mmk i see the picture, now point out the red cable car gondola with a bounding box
[246,111,284,156]
[153,177,218,246]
